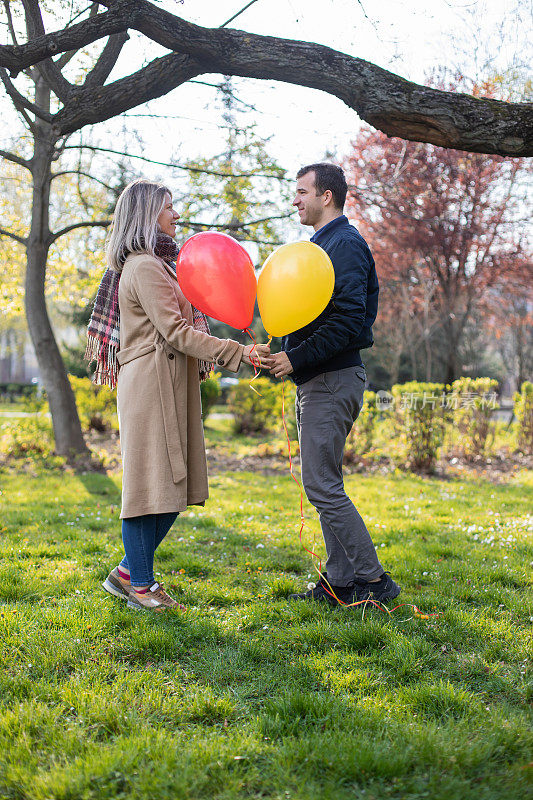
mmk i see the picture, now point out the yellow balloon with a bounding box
[258,242,335,337]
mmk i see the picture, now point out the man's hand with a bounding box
[242,343,271,367]
[267,351,294,378]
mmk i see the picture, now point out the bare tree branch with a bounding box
[61,143,288,180]
[21,0,74,102]
[0,4,130,75]
[0,67,52,122]
[127,0,533,156]
[220,0,260,28]
[50,169,114,191]
[49,1,100,69]
[0,226,27,245]
[66,2,97,29]
[53,49,202,135]
[0,148,32,171]
[3,0,19,45]
[54,48,79,70]
[48,219,110,244]
[35,59,73,102]
[3,0,38,80]
[178,213,294,230]
[84,31,129,87]
[0,0,531,155]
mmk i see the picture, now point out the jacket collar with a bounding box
[310,214,349,243]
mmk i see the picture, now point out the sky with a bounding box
[1,0,531,234]
[2,0,531,178]
[102,0,531,173]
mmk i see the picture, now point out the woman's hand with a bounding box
[242,343,271,367]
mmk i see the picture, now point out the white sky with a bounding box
[1,0,530,212]
[99,0,531,172]
[2,0,530,175]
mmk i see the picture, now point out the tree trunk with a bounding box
[25,80,88,457]
[444,330,458,386]
[424,334,432,382]
[410,344,417,381]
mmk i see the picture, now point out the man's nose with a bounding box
[292,197,300,206]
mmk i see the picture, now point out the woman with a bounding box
[88,179,268,612]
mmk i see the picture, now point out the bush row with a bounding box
[227,378,533,471]
[69,373,222,432]
[2,376,531,473]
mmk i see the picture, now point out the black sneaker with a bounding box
[289,572,355,607]
[355,572,401,605]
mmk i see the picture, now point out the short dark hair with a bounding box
[296,163,348,210]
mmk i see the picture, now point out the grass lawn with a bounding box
[0,462,531,800]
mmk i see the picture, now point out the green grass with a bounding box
[0,463,531,800]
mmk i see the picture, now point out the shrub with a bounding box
[448,377,499,459]
[514,381,533,455]
[69,376,117,432]
[279,381,297,440]
[0,383,47,412]
[345,391,377,462]
[391,381,446,472]
[200,374,221,421]
[228,378,295,435]
[0,382,38,402]
[0,415,65,466]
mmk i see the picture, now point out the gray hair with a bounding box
[106,178,172,272]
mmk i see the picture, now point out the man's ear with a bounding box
[323,189,333,207]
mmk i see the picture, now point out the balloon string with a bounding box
[281,381,440,618]
[244,327,262,395]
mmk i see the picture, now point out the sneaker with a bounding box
[289,572,355,607]
[102,567,131,600]
[355,572,401,605]
[126,582,185,612]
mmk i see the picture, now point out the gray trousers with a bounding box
[295,366,383,587]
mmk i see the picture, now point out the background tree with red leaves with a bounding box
[344,127,532,388]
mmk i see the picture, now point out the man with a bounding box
[267,163,400,607]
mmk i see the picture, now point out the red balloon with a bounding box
[176,232,257,329]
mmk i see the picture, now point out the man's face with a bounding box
[292,171,325,227]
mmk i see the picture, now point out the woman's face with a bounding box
[157,193,180,238]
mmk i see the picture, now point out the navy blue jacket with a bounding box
[283,215,379,386]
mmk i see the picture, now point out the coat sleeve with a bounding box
[284,238,370,372]
[129,256,244,372]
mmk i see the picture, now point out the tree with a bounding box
[177,79,295,261]
[1,0,531,155]
[0,1,114,453]
[487,264,533,391]
[344,124,532,384]
[1,2,531,455]
[175,78,297,352]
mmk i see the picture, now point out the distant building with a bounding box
[0,325,80,386]
[0,329,39,384]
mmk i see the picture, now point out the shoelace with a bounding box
[152,586,176,605]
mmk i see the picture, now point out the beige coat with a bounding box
[117,253,244,518]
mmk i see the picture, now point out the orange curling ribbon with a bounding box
[280,381,440,619]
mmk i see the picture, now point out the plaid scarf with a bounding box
[85,233,213,388]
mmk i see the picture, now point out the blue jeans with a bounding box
[120,512,178,587]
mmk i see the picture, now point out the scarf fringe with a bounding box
[86,235,214,388]
[85,333,118,389]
